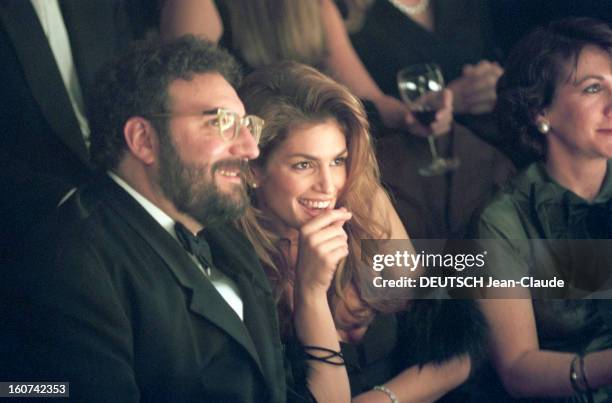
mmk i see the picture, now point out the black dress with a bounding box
[346,0,529,166]
[348,0,499,99]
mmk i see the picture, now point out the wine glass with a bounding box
[397,63,460,176]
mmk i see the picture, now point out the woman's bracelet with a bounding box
[579,353,593,392]
[570,354,581,392]
[303,345,345,366]
[373,384,399,403]
[570,353,594,403]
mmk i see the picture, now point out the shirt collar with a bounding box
[524,161,612,238]
[108,171,177,238]
[529,160,612,207]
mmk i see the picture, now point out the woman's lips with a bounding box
[298,198,335,217]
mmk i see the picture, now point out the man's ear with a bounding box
[123,117,158,165]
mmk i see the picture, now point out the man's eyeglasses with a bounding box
[146,108,264,144]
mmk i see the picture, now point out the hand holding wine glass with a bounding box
[397,63,460,176]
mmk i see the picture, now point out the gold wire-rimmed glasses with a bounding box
[146,108,264,144]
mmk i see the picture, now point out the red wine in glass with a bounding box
[397,63,460,176]
[413,109,437,126]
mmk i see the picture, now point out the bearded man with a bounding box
[2,37,328,403]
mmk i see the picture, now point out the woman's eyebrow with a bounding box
[287,149,348,160]
[573,74,604,85]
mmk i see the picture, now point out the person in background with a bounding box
[2,37,349,403]
[477,17,612,402]
[237,61,487,403]
[159,0,453,138]
[337,0,526,165]
[0,0,135,262]
[326,0,516,239]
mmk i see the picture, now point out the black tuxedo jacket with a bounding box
[0,0,132,260]
[4,175,288,402]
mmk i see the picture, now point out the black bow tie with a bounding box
[174,222,214,271]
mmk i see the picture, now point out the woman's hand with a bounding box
[292,207,353,402]
[374,91,453,137]
[295,208,352,296]
[404,89,453,137]
[448,60,503,115]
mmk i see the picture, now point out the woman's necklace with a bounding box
[388,0,430,16]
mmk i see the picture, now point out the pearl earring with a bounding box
[537,120,550,134]
[250,182,259,189]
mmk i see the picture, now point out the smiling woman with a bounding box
[236,62,486,402]
[237,61,398,326]
[252,120,348,234]
[237,61,391,402]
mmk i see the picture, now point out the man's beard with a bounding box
[157,132,249,227]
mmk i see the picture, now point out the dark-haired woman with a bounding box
[477,17,612,402]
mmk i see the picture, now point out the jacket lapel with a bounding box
[98,176,265,374]
[204,227,287,402]
[0,0,89,166]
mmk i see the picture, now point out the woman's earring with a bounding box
[250,182,259,189]
[537,120,550,134]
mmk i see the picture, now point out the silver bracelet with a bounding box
[373,384,399,403]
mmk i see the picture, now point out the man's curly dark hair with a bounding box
[89,35,242,170]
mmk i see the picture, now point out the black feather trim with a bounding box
[397,299,488,369]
